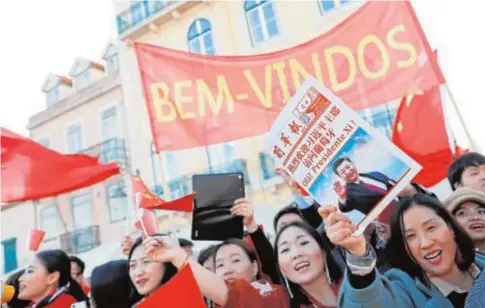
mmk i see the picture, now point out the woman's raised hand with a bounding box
[318,205,367,256]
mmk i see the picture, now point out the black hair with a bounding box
[214,238,261,280]
[332,156,352,176]
[127,234,178,300]
[197,244,218,266]
[385,194,475,285]
[91,260,136,308]
[274,221,342,308]
[178,238,194,248]
[448,152,485,190]
[273,203,303,232]
[35,250,88,304]
[68,255,85,275]
[5,269,31,308]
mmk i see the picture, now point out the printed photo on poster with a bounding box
[264,77,422,235]
[309,127,411,225]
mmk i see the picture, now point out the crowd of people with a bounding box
[2,151,485,308]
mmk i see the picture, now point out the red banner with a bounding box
[135,1,443,151]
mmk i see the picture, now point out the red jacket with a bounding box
[28,293,78,308]
[217,279,288,308]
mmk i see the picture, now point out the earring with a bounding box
[283,275,294,298]
[325,261,333,284]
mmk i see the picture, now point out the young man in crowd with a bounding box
[69,255,91,296]
[444,187,485,254]
[448,152,485,192]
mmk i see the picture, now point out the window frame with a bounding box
[46,86,59,106]
[244,0,280,46]
[106,182,128,223]
[187,18,216,55]
[65,122,83,154]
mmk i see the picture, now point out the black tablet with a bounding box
[191,173,245,241]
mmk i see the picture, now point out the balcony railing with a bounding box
[80,138,129,169]
[60,225,100,254]
[117,1,182,35]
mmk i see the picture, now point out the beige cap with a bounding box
[443,187,485,213]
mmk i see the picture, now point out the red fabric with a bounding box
[391,85,454,187]
[80,280,91,295]
[135,1,443,152]
[132,175,194,212]
[137,264,205,308]
[44,293,78,308]
[217,279,288,308]
[1,127,120,203]
[134,209,159,238]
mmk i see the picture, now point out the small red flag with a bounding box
[1,128,120,203]
[137,264,206,308]
[391,85,453,187]
[134,209,158,238]
[132,175,194,212]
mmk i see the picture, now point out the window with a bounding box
[164,151,178,181]
[130,2,145,25]
[66,124,83,153]
[207,142,234,168]
[259,152,277,180]
[319,0,337,13]
[40,205,59,236]
[38,138,50,148]
[106,53,119,73]
[74,69,91,90]
[46,86,59,106]
[71,192,92,230]
[244,0,279,45]
[107,183,128,223]
[358,103,397,139]
[188,19,215,55]
[101,106,118,140]
[2,238,17,273]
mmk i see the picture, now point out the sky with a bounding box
[0,0,483,151]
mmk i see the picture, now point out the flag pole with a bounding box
[135,193,149,237]
[443,83,476,151]
[117,39,141,236]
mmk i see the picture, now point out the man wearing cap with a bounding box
[444,187,485,254]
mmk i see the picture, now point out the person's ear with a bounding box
[251,260,259,279]
[46,271,60,286]
[454,182,463,189]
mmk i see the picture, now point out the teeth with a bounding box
[425,251,441,260]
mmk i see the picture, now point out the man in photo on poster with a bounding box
[332,155,436,219]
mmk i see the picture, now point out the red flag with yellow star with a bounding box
[131,175,194,212]
[391,85,456,187]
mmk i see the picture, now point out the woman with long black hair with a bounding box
[322,193,485,308]
[127,234,178,306]
[18,249,88,307]
[274,221,343,308]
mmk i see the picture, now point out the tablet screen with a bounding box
[191,173,245,241]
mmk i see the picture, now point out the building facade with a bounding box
[2,0,401,276]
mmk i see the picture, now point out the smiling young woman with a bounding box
[321,194,485,308]
[274,221,342,308]
[18,250,88,307]
[127,234,177,305]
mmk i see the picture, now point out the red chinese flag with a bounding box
[134,209,158,238]
[391,86,453,187]
[135,1,444,152]
[138,264,206,308]
[1,128,120,203]
[132,175,194,212]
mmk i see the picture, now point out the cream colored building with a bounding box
[2,0,403,276]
